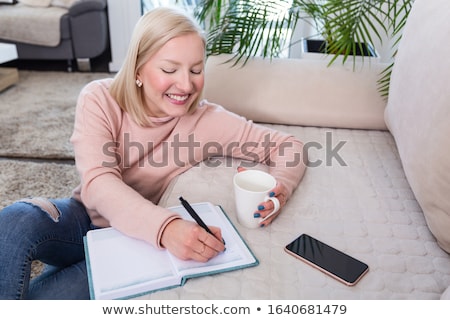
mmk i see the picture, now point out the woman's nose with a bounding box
[175,71,194,92]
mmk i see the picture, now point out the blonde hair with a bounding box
[110,7,206,126]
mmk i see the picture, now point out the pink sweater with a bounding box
[71,79,305,248]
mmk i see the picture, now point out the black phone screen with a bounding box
[285,234,369,285]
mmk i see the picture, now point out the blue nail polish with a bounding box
[258,205,265,210]
[269,191,275,197]
[254,213,261,218]
[260,224,265,228]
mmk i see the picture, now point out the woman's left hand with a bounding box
[255,182,288,227]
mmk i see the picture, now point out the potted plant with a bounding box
[297,1,378,61]
[195,0,414,96]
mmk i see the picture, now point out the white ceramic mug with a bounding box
[233,170,280,228]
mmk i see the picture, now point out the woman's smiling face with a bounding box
[136,33,205,118]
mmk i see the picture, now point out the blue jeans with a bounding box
[0,197,93,299]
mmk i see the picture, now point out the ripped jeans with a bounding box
[0,197,93,299]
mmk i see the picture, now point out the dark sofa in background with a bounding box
[0,0,109,71]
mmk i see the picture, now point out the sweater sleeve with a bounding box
[70,80,180,248]
[191,101,306,198]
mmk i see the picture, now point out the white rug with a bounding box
[0,159,79,209]
[0,70,111,159]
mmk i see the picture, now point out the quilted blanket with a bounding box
[147,125,450,300]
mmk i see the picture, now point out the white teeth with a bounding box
[167,94,189,102]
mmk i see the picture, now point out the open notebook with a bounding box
[84,202,259,300]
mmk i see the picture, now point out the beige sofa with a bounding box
[143,0,450,299]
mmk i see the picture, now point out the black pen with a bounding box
[179,196,225,244]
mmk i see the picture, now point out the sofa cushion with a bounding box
[204,55,387,130]
[51,0,77,8]
[384,0,450,253]
[0,3,67,46]
[442,286,450,300]
[19,0,51,7]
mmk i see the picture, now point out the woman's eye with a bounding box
[161,68,202,75]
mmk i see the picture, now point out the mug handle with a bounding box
[260,195,280,223]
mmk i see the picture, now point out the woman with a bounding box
[0,7,305,299]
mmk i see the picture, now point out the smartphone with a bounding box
[284,234,369,286]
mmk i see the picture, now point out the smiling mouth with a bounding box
[166,93,190,102]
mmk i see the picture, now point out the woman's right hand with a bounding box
[160,218,225,262]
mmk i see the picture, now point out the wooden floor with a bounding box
[0,67,18,92]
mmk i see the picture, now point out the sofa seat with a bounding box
[0,4,67,46]
[149,125,450,299]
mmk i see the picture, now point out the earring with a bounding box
[135,79,143,87]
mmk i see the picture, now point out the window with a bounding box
[141,0,198,14]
